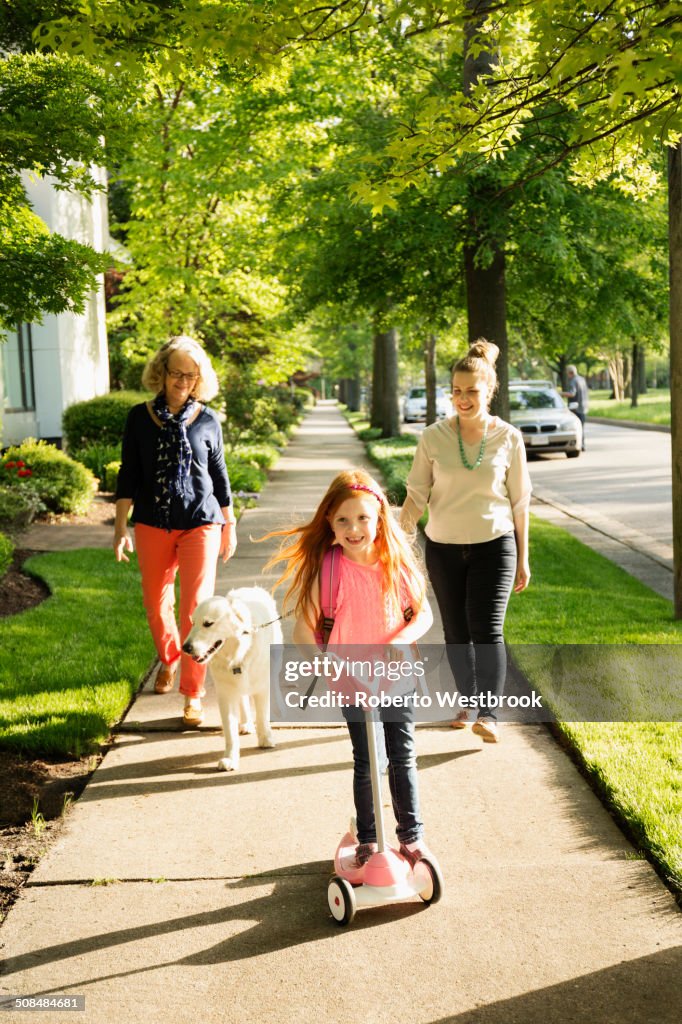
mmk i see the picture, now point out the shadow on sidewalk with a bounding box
[4,867,433,984]
[80,741,480,801]
[427,945,682,1024]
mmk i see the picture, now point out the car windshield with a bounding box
[408,387,445,399]
[509,388,564,411]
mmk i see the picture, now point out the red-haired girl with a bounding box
[266,469,435,870]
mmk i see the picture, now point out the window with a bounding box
[2,324,35,412]
[509,388,564,411]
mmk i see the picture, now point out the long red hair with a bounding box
[260,469,426,630]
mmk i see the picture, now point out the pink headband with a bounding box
[348,483,383,504]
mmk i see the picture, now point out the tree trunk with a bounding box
[380,326,400,438]
[347,376,361,412]
[463,1,509,421]
[464,244,509,419]
[623,352,632,398]
[668,142,682,618]
[608,355,624,400]
[370,326,384,430]
[424,333,437,425]
[630,342,639,408]
[638,347,647,395]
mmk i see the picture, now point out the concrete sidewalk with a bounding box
[1,403,680,1024]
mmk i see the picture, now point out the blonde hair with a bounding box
[452,338,499,402]
[141,336,220,402]
[261,469,427,632]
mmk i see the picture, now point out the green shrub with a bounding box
[104,461,121,492]
[2,440,96,515]
[293,387,314,411]
[232,443,280,469]
[225,457,267,494]
[70,443,122,489]
[0,484,45,531]
[0,531,14,581]
[62,391,147,450]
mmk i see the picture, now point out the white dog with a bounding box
[183,587,282,772]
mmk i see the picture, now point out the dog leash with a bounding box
[246,609,295,633]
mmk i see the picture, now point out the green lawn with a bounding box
[507,518,681,891]
[0,550,153,757]
[344,405,682,893]
[588,388,670,426]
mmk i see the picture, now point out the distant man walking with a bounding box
[562,365,589,451]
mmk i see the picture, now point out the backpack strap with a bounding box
[314,549,413,647]
[316,545,342,649]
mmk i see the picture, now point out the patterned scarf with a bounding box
[152,393,197,530]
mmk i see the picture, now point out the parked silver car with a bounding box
[509,385,582,458]
[403,386,452,423]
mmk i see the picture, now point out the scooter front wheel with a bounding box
[328,876,356,925]
[414,857,444,905]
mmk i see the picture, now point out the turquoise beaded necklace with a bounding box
[456,416,489,470]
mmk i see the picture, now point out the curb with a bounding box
[588,416,670,433]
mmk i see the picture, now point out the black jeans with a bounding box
[425,533,517,720]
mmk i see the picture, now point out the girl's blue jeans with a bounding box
[343,710,423,846]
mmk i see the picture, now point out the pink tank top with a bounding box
[328,554,408,645]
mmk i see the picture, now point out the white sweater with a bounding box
[403,417,532,545]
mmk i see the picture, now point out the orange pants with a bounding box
[135,523,222,698]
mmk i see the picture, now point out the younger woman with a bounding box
[267,469,434,869]
[400,339,531,743]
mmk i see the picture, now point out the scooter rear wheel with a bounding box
[328,876,356,925]
[414,857,444,905]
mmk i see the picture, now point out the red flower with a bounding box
[16,460,25,468]
[17,469,32,478]
[4,461,16,469]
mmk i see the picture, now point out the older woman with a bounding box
[113,336,236,727]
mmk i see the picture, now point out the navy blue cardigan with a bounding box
[115,402,232,530]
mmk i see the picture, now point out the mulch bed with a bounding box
[0,550,51,619]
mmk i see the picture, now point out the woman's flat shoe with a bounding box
[154,662,176,694]
[183,698,204,727]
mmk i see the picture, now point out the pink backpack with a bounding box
[314,546,414,649]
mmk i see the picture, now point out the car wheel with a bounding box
[566,450,580,459]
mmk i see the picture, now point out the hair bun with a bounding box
[468,339,499,366]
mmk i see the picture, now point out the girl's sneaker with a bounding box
[472,717,499,743]
[398,839,437,869]
[340,842,378,873]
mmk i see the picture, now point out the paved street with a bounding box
[525,421,672,551]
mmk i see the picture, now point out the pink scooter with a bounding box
[327,712,444,925]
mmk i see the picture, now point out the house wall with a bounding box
[1,169,109,447]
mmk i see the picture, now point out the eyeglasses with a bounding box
[166,369,199,382]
